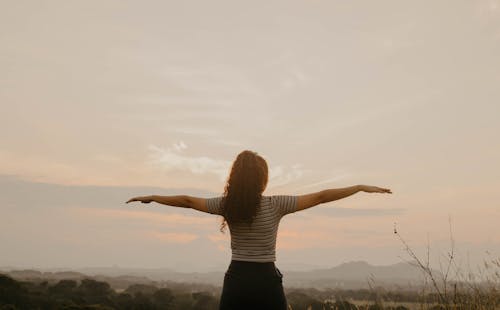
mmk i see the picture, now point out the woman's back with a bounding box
[206,195,298,262]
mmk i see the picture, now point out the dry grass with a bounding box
[391,217,500,310]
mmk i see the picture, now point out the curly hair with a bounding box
[219,150,268,233]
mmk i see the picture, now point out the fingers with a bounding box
[370,187,392,194]
[356,185,392,194]
[126,197,152,204]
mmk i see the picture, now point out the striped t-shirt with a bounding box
[206,195,298,262]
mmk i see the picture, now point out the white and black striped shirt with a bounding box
[206,195,298,262]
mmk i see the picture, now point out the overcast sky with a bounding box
[1,0,499,272]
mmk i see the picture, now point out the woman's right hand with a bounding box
[359,185,392,194]
[126,195,154,204]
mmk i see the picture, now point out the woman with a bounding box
[126,150,392,309]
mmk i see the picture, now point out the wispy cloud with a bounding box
[277,224,395,250]
[262,51,312,93]
[170,128,220,137]
[72,207,213,226]
[279,66,311,91]
[159,64,262,97]
[268,164,309,189]
[147,231,199,243]
[277,229,329,250]
[149,142,308,186]
[207,232,230,252]
[148,142,231,181]
[210,139,245,147]
[172,140,187,151]
[296,173,351,190]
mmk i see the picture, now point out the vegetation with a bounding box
[0,274,403,309]
[1,221,497,309]
[0,275,218,309]
[1,271,498,309]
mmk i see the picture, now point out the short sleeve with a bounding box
[206,196,224,215]
[271,195,298,217]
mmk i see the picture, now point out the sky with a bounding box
[1,0,499,273]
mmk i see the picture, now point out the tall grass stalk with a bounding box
[394,218,499,310]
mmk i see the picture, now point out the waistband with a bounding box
[229,259,275,266]
[228,260,277,272]
[226,260,282,279]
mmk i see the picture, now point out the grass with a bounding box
[380,217,499,309]
[286,217,499,310]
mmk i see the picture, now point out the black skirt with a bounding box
[219,260,288,310]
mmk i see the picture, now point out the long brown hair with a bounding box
[219,150,268,233]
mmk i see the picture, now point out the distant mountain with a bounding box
[0,268,161,291]
[284,260,438,289]
[1,260,438,290]
[291,260,426,280]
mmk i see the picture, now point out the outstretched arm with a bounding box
[126,195,208,212]
[296,185,392,212]
[321,184,392,203]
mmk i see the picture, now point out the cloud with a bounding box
[297,173,351,190]
[210,139,245,147]
[262,52,311,93]
[159,64,262,97]
[207,233,230,243]
[149,143,308,186]
[147,231,199,243]
[171,128,219,137]
[71,207,213,226]
[312,207,405,217]
[148,143,231,181]
[279,66,311,91]
[277,229,329,250]
[172,140,187,152]
[478,0,500,17]
[276,224,396,250]
[268,164,308,188]
[207,232,230,251]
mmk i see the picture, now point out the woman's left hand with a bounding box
[126,196,154,204]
